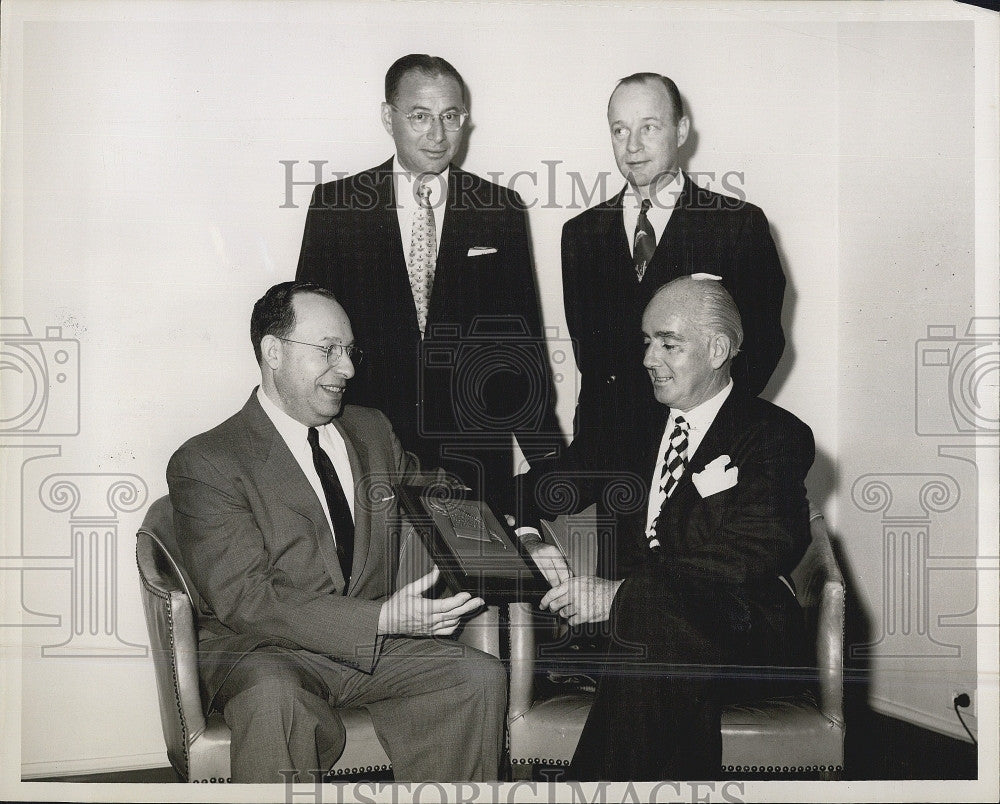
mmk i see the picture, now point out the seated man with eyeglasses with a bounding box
[166,281,506,782]
[296,53,564,516]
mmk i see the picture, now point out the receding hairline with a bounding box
[607,74,683,122]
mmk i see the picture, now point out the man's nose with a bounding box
[337,355,355,379]
[426,117,446,143]
[643,343,658,368]
[627,129,643,152]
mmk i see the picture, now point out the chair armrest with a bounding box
[455,604,501,659]
[809,513,846,727]
[508,602,537,721]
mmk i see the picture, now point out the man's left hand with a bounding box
[539,576,623,625]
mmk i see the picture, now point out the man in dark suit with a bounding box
[561,72,786,463]
[296,54,564,511]
[166,282,506,783]
[522,277,812,780]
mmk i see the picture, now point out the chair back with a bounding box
[135,494,206,780]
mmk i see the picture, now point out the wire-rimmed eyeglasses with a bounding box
[388,104,468,133]
[277,337,364,366]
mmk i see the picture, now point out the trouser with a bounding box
[568,575,804,781]
[215,636,507,783]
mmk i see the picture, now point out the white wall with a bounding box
[1,0,996,785]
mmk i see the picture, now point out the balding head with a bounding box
[641,277,742,411]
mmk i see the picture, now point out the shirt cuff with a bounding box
[515,526,543,548]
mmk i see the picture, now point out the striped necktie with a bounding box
[647,414,689,549]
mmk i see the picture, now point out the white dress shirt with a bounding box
[393,157,447,257]
[645,379,734,538]
[257,387,356,542]
[622,170,685,257]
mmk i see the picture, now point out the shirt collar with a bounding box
[670,378,733,432]
[392,156,449,210]
[623,169,685,213]
[257,386,313,449]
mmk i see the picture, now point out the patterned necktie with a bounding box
[633,198,655,281]
[647,414,689,549]
[407,182,437,334]
[307,427,355,586]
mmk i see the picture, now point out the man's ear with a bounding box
[260,334,282,370]
[380,102,395,136]
[676,115,690,148]
[709,333,733,369]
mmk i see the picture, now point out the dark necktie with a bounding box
[647,415,690,550]
[307,426,355,585]
[633,198,655,281]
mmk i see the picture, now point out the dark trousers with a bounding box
[215,636,507,783]
[568,576,804,781]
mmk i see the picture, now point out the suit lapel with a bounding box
[244,395,349,590]
[425,166,469,328]
[371,160,421,335]
[641,404,670,488]
[646,172,696,282]
[603,187,634,280]
[670,390,741,506]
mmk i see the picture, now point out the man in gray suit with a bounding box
[166,281,506,782]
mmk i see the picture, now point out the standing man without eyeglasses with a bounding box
[167,282,506,783]
[560,72,786,489]
[296,54,564,513]
[519,72,788,576]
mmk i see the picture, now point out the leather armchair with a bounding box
[136,494,500,782]
[507,507,845,779]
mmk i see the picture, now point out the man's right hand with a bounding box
[377,567,485,637]
[525,542,572,589]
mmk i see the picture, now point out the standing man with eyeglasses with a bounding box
[167,281,506,782]
[296,54,564,511]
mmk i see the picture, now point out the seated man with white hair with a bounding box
[519,275,814,781]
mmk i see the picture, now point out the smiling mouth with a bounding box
[650,375,673,384]
[321,385,345,395]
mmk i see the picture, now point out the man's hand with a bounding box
[526,543,572,588]
[378,568,485,637]
[539,576,624,626]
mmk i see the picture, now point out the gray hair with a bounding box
[653,276,743,358]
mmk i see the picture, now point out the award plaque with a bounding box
[395,483,549,604]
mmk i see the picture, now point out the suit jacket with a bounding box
[561,174,787,458]
[526,387,813,611]
[166,393,422,707]
[296,158,565,506]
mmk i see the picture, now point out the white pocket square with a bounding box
[467,246,498,256]
[691,454,738,498]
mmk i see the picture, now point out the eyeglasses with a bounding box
[277,337,364,366]
[388,104,468,133]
